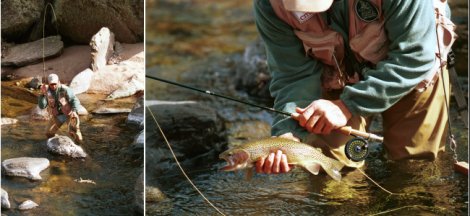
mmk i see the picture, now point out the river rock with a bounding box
[1,157,50,180]
[47,135,87,158]
[92,107,132,114]
[1,36,64,67]
[18,200,38,211]
[146,100,226,159]
[134,172,144,214]
[106,74,144,100]
[90,27,115,72]
[26,76,43,89]
[127,96,144,127]
[1,188,10,209]
[69,68,94,95]
[235,39,272,102]
[1,0,45,42]
[1,117,18,125]
[146,186,166,203]
[54,0,143,44]
[30,105,51,121]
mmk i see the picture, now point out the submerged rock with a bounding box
[1,157,50,180]
[1,188,10,209]
[30,105,51,121]
[93,107,132,114]
[69,68,94,95]
[1,117,18,125]
[1,36,64,67]
[18,200,38,211]
[127,96,144,127]
[47,135,87,158]
[146,100,226,159]
[134,172,144,214]
[90,27,115,72]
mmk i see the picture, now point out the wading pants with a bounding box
[305,69,450,168]
[46,112,83,143]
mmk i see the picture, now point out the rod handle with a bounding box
[337,126,384,143]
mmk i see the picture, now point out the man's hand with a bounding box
[40,84,48,95]
[291,99,352,135]
[255,133,297,174]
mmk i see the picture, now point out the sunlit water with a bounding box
[1,95,142,216]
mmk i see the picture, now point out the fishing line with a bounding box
[146,106,226,216]
[42,2,59,83]
[357,168,394,195]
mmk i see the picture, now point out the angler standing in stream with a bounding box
[254,0,457,173]
[38,73,83,143]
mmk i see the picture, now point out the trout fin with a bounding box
[244,169,254,181]
[323,159,345,181]
[302,162,321,175]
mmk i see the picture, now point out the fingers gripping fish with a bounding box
[219,137,345,181]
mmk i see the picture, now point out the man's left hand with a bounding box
[291,99,352,135]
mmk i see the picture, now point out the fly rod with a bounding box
[146,75,384,142]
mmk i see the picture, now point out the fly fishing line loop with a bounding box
[42,2,60,83]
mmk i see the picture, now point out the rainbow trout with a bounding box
[219,137,345,181]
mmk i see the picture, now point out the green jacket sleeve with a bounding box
[254,0,323,140]
[340,0,437,116]
[38,94,48,109]
[65,86,81,112]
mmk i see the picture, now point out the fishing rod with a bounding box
[146,74,384,147]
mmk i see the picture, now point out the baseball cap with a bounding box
[282,0,334,12]
[48,74,59,84]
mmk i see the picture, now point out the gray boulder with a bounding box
[127,96,144,127]
[106,74,144,100]
[1,188,10,209]
[1,36,64,67]
[26,76,43,89]
[1,157,50,180]
[76,104,89,116]
[1,0,45,41]
[133,130,144,150]
[47,135,87,158]
[18,200,38,211]
[69,69,94,95]
[54,0,144,44]
[90,27,115,72]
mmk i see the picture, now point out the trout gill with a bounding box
[219,137,345,181]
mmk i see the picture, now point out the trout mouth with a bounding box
[219,149,250,171]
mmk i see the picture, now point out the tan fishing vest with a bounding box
[46,85,73,116]
[269,0,457,91]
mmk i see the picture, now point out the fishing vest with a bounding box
[269,0,457,91]
[46,85,73,116]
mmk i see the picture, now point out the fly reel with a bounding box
[345,137,369,162]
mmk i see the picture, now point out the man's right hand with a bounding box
[40,84,48,95]
[255,132,298,174]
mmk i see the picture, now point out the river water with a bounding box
[146,0,468,215]
[1,90,142,215]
